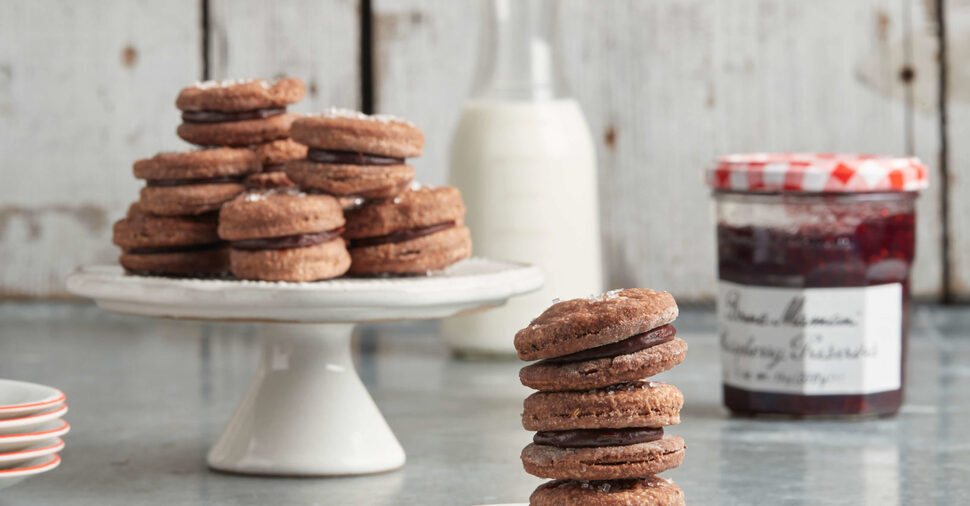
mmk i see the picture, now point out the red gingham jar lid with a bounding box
[707,153,929,193]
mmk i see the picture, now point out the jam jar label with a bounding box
[717,281,902,395]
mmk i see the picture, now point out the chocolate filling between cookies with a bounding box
[540,325,676,364]
[146,175,246,187]
[230,228,344,251]
[126,242,225,255]
[181,107,286,124]
[306,148,404,166]
[533,427,664,448]
[350,222,455,248]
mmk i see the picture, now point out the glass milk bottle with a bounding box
[442,0,603,356]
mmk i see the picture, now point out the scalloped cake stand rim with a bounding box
[65,257,544,323]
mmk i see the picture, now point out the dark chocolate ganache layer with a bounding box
[126,242,225,255]
[306,148,405,166]
[181,107,286,124]
[230,228,344,251]
[542,325,676,364]
[350,222,455,248]
[534,427,664,448]
[146,176,245,187]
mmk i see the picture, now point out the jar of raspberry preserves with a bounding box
[707,153,928,417]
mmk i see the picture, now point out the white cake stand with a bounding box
[66,259,542,476]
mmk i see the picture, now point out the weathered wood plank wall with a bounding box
[946,0,970,300]
[208,0,361,111]
[0,0,201,298]
[0,0,965,301]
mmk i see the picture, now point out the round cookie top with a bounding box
[514,288,679,361]
[253,138,308,165]
[133,148,261,180]
[218,189,345,240]
[343,185,465,239]
[113,203,220,249]
[176,77,306,112]
[522,381,683,431]
[290,108,424,158]
[530,477,685,506]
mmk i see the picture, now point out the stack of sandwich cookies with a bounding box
[176,78,305,147]
[134,148,260,216]
[114,81,474,281]
[343,185,472,275]
[286,109,421,199]
[112,203,228,277]
[515,289,688,506]
[218,190,351,282]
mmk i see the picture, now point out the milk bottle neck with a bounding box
[471,0,567,101]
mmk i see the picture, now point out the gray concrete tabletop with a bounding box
[0,303,968,505]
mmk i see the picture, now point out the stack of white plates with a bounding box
[0,379,68,490]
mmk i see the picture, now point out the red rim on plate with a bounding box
[0,439,64,458]
[0,420,70,440]
[0,390,66,413]
[0,454,60,475]
[0,404,68,426]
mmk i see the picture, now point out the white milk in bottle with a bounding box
[442,0,603,356]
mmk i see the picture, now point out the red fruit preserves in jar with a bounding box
[707,153,928,417]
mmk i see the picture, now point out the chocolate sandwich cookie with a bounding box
[285,109,423,198]
[343,186,471,275]
[178,113,299,147]
[134,148,260,216]
[112,203,228,276]
[519,328,688,391]
[521,435,686,480]
[530,477,685,506]
[285,159,414,199]
[175,78,306,147]
[218,190,350,282]
[522,381,683,431]
[514,289,679,362]
[290,108,423,158]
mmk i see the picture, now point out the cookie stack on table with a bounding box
[111,78,307,277]
[216,108,471,282]
[514,289,689,506]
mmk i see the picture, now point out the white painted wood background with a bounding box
[0,0,965,301]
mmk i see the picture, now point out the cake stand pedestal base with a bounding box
[207,323,404,476]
